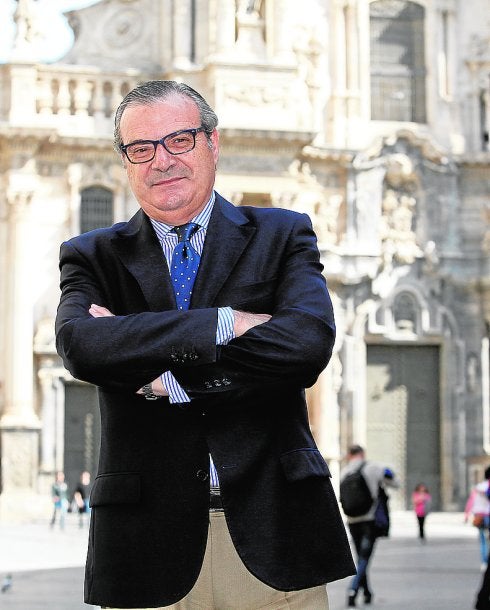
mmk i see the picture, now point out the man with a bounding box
[55,80,355,609]
[50,471,69,530]
[340,444,399,608]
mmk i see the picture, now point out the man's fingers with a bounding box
[89,304,115,318]
[233,310,272,337]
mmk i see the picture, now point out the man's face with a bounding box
[119,94,219,224]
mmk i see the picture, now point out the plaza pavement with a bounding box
[0,510,485,609]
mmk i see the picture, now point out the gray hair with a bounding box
[113,80,218,151]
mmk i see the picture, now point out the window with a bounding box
[370,0,426,122]
[80,187,114,233]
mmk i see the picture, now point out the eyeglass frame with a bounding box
[119,126,208,164]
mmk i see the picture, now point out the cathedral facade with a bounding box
[0,0,489,517]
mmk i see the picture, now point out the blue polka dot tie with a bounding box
[170,223,200,310]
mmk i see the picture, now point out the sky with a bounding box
[0,0,99,63]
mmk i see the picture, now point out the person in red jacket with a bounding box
[412,483,432,541]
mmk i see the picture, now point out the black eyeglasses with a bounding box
[120,127,207,164]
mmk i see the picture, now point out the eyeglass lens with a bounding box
[125,130,198,163]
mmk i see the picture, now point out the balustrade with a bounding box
[2,64,140,138]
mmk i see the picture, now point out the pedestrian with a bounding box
[340,444,399,608]
[55,79,355,609]
[465,466,490,571]
[73,471,91,528]
[50,471,69,530]
[412,482,431,541]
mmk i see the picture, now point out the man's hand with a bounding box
[136,376,169,398]
[88,303,169,397]
[233,310,271,337]
[89,304,114,317]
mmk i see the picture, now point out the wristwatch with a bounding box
[142,383,159,401]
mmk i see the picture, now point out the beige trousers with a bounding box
[106,511,329,610]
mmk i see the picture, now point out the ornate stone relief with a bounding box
[380,154,422,267]
[34,318,56,356]
[292,15,328,131]
[235,0,266,58]
[274,161,341,247]
[224,84,288,109]
[104,7,144,49]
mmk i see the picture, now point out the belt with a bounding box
[209,490,223,512]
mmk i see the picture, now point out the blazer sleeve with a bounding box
[171,213,336,398]
[55,240,219,392]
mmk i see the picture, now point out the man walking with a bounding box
[340,444,399,607]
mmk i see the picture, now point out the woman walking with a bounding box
[412,483,431,541]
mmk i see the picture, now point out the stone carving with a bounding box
[422,240,440,274]
[34,318,56,355]
[238,0,263,16]
[278,161,340,247]
[235,0,266,58]
[380,154,422,266]
[105,8,144,48]
[380,189,421,265]
[11,0,42,61]
[224,84,288,109]
[293,22,327,130]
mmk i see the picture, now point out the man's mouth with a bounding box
[150,175,184,187]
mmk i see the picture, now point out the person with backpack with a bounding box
[339,444,399,608]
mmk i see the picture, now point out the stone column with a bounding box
[272,0,294,62]
[173,0,193,69]
[214,0,236,56]
[2,190,39,428]
[344,0,361,129]
[315,352,343,488]
[38,363,58,474]
[7,64,38,126]
[327,0,348,147]
[1,187,41,519]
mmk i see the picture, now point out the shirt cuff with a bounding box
[216,307,235,345]
[161,371,190,403]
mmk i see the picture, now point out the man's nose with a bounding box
[150,142,176,168]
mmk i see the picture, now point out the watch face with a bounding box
[105,8,144,48]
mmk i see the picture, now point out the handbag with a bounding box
[473,514,485,528]
[374,486,390,537]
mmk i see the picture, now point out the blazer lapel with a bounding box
[191,195,256,308]
[111,210,176,312]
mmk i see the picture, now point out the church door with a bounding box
[366,344,440,509]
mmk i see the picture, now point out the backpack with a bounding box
[340,462,374,517]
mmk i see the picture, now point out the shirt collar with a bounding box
[149,191,215,238]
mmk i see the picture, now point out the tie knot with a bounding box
[173,222,199,243]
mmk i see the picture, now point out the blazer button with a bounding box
[196,469,209,481]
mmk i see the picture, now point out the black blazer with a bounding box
[55,193,355,608]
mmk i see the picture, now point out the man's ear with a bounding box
[211,129,220,166]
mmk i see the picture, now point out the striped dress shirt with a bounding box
[150,192,234,488]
